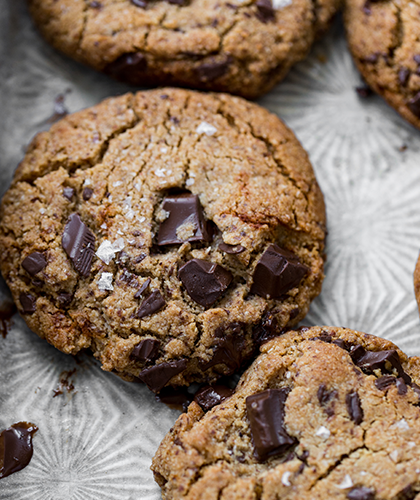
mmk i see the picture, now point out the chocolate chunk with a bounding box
[137,290,166,319]
[134,278,151,299]
[131,338,161,362]
[138,359,187,392]
[82,187,93,201]
[63,187,75,200]
[157,194,212,245]
[22,252,47,276]
[355,85,372,98]
[246,388,295,462]
[194,384,234,411]
[396,377,408,395]
[349,344,366,363]
[0,300,16,339]
[346,392,363,425]
[131,0,147,7]
[250,245,309,299]
[0,422,38,479]
[178,259,232,307]
[253,312,283,346]
[414,55,420,64]
[353,348,411,383]
[106,52,148,84]
[168,0,188,4]
[202,323,246,372]
[398,484,415,500]
[317,384,337,405]
[219,242,245,254]
[196,57,231,82]
[399,67,410,86]
[363,53,379,64]
[347,486,375,500]
[19,293,36,314]
[408,92,420,118]
[62,213,96,276]
[57,292,73,306]
[332,338,348,350]
[155,387,192,412]
[374,375,396,391]
[255,0,275,22]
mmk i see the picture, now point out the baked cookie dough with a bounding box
[28,0,340,99]
[345,0,420,129]
[152,326,420,499]
[0,88,325,389]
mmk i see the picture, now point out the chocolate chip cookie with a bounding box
[0,88,325,390]
[152,326,420,499]
[344,0,420,129]
[28,0,340,99]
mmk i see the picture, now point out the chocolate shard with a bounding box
[354,349,411,383]
[62,187,75,200]
[194,384,234,411]
[246,388,295,462]
[219,242,245,254]
[82,187,93,201]
[131,338,161,362]
[398,67,410,86]
[201,323,246,372]
[253,312,284,346]
[155,387,192,412]
[347,486,375,500]
[255,0,275,22]
[0,422,38,479]
[396,377,408,395]
[22,252,47,276]
[134,278,151,299]
[138,359,187,392]
[137,290,166,319]
[62,214,96,277]
[196,57,231,82]
[408,92,420,118]
[178,259,232,307]
[157,194,212,246]
[374,375,396,391]
[57,292,73,307]
[19,293,36,314]
[105,52,148,84]
[346,392,363,425]
[250,245,309,299]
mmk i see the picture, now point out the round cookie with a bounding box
[344,0,420,129]
[152,326,420,500]
[28,0,340,99]
[0,88,325,390]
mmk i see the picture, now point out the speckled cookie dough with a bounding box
[152,326,420,500]
[0,88,325,390]
[27,0,340,99]
[344,0,420,130]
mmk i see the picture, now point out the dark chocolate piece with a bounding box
[0,300,16,339]
[196,57,231,82]
[346,392,363,425]
[408,92,420,118]
[374,375,395,391]
[130,0,147,6]
[19,293,36,314]
[134,278,151,299]
[22,252,47,276]
[168,0,188,5]
[317,384,337,405]
[106,52,148,84]
[89,1,102,7]
[82,187,93,201]
[201,323,246,372]
[57,292,73,306]
[194,384,233,411]
[178,259,232,307]
[353,348,411,383]
[155,387,192,412]
[396,377,408,395]
[61,213,96,276]
[138,359,187,392]
[219,242,245,254]
[399,67,410,86]
[0,422,38,479]
[246,388,295,461]
[157,194,212,245]
[250,244,309,299]
[255,0,275,22]
[414,55,420,64]
[62,187,75,200]
[347,486,375,500]
[398,484,415,500]
[131,338,161,362]
[137,290,166,319]
[253,312,283,346]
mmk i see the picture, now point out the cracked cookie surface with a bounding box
[152,326,420,500]
[0,88,325,389]
[344,0,420,129]
[27,0,339,98]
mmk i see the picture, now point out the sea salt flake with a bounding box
[337,475,353,489]
[39,208,46,214]
[96,239,125,264]
[390,450,399,462]
[134,183,141,191]
[186,178,195,186]
[84,178,92,186]
[196,121,217,136]
[160,147,168,153]
[100,223,107,230]
[395,418,410,430]
[97,272,114,291]
[281,471,292,487]
[112,181,123,187]
[315,426,330,439]
[408,442,416,448]
[155,168,167,177]
[139,216,146,223]
[272,0,292,8]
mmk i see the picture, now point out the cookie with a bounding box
[344,0,420,129]
[152,326,420,499]
[27,0,339,99]
[0,88,325,390]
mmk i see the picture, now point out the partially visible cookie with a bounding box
[344,0,420,129]
[0,88,326,390]
[152,326,420,499]
[27,0,340,99]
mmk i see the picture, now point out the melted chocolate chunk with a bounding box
[137,290,166,318]
[22,252,47,276]
[155,387,192,412]
[255,0,275,22]
[19,293,36,314]
[131,338,161,362]
[178,259,232,307]
[0,422,38,479]
[82,187,93,201]
[194,384,233,411]
[219,242,245,254]
[346,392,363,425]
[57,292,73,307]
[251,245,309,299]
[0,300,16,338]
[62,187,75,200]
[138,359,188,392]
[62,214,96,276]
[157,194,212,245]
[408,92,420,118]
[253,312,283,346]
[131,0,147,6]
[347,486,375,500]
[201,323,246,371]
[396,377,408,395]
[196,57,231,82]
[246,388,295,462]
[374,375,396,391]
[352,348,411,383]
[106,52,148,84]
[317,384,337,405]
[399,67,410,86]
[398,484,416,500]
[134,278,151,299]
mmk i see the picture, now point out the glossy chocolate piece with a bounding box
[246,388,295,461]
[196,57,231,82]
[255,0,275,22]
[194,384,234,411]
[218,242,245,254]
[22,252,47,276]
[346,392,363,425]
[396,377,408,395]
[374,375,395,391]
[19,293,36,314]
[62,213,96,276]
[347,486,375,500]
[138,359,188,392]
[178,259,232,307]
[0,422,38,479]
[134,278,151,299]
[137,290,166,319]
[82,187,93,201]
[250,244,309,299]
[131,338,161,362]
[353,348,411,383]
[317,384,337,405]
[0,300,16,338]
[155,387,192,412]
[201,323,245,371]
[157,194,212,246]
